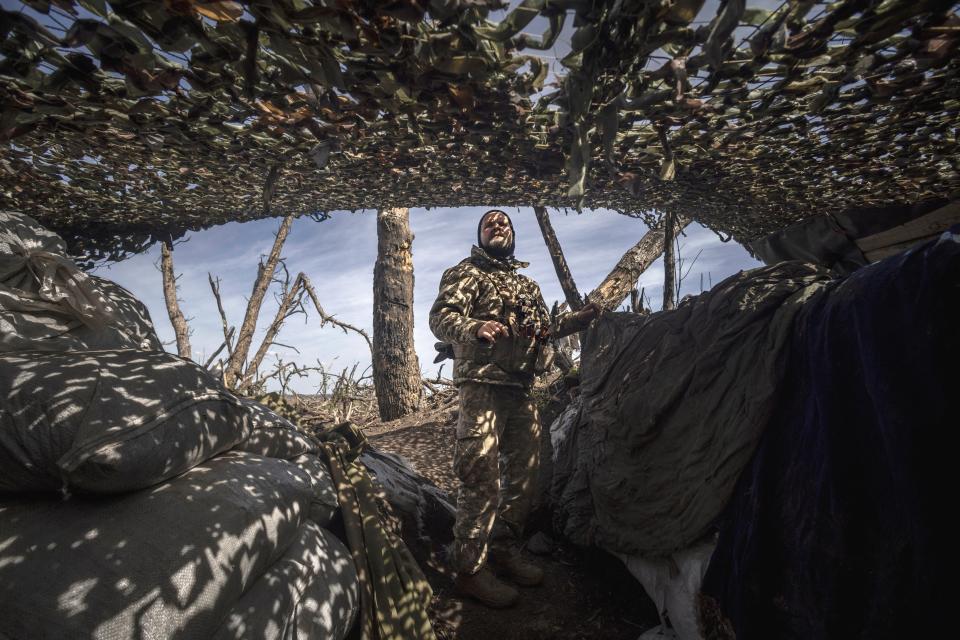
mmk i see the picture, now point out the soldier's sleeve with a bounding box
[429,264,485,344]
[528,279,585,339]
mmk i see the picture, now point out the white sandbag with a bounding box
[213,521,359,640]
[0,349,253,493]
[0,451,313,640]
[618,539,717,640]
[88,275,164,351]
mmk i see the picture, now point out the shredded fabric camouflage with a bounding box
[0,1,957,264]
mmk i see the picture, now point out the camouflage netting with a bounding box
[1,0,958,263]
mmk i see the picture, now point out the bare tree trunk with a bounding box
[160,239,192,359]
[372,207,422,421]
[663,212,678,311]
[587,215,691,311]
[224,215,294,389]
[533,206,583,311]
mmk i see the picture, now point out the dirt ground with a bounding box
[364,404,659,640]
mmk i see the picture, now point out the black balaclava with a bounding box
[477,209,515,259]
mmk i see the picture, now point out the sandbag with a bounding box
[557,262,832,556]
[233,398,319,460]
[213,521,359,640]
[0,349,253,493]
[293,454,340,529]
[0,212,161,353]
[0,451,313,640]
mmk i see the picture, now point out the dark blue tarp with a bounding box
[702,229,959,639]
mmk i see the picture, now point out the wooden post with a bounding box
[587,215,691,311]
[373,207,422,421]
[533,206,583,311]
[160,239,192,359]
[662,211,678,311]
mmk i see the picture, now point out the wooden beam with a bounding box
[856,200,960,262]
[533,206,583,311]
[587,215,691,311]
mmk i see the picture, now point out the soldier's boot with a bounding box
[490,544,544,587]
[454,567,519,608]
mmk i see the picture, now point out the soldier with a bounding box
[429,209,599,608]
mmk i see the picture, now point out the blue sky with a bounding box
[94,207,762,392]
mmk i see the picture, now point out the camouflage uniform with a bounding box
[429,246,582,575]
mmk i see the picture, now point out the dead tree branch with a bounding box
[204,327,235,370]
[242,268,307,391]
[299,274,373,353]
[160,239,192,359]
[533,206,583,311]
[224,214,294,388]
[208,273,234,358]
[587,214,691,311]
[663,211,678,311]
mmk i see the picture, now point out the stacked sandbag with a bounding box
[0,211,162,353]
[0,349,255,494]
[0,212,360,639]
[0,451,358,640]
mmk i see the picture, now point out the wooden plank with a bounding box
[863,234,942,262]
[856,200,960,255]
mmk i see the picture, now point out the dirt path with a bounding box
[365,407,657,640]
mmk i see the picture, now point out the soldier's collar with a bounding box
[470,245,529,270]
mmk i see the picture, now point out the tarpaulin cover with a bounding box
[702,229,959,640]
[554,262,833,556]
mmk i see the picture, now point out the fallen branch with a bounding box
[587,214,692,311]
[534,206,583,311]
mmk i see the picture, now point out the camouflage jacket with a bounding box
[429,246,583,388]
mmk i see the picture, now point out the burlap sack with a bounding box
[213,521,359,640]
[0,212,161,353]
[292,453,340,529]
[0,349,253,493]
[232,398,319,460]
[0,451,314,640]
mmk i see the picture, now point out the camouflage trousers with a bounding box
[452,381,540,576]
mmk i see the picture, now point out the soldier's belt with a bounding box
[453,338,554,375]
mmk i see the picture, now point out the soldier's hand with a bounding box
[477,320,509,343]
